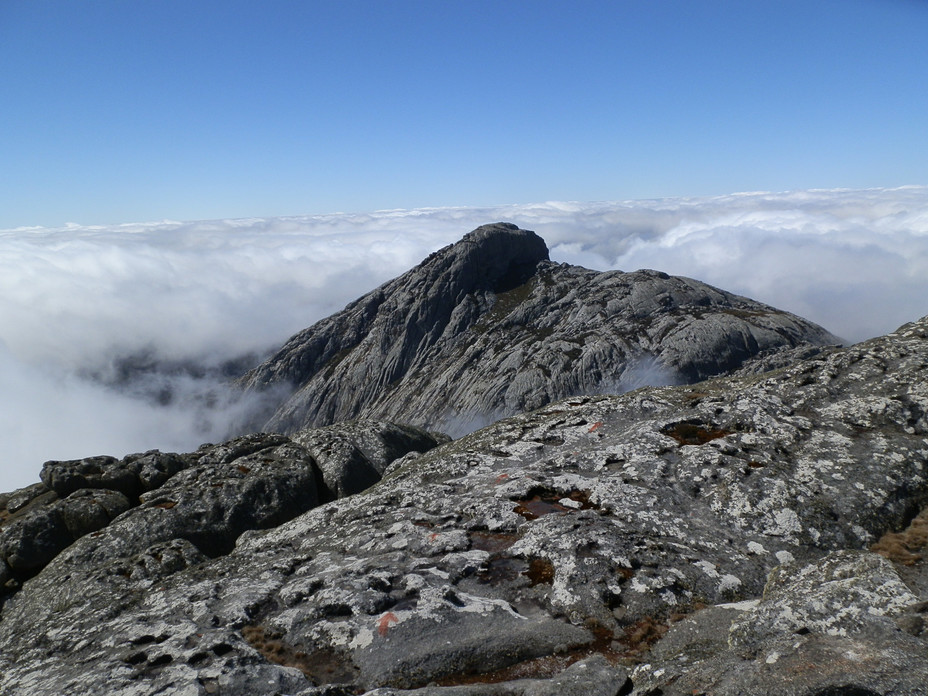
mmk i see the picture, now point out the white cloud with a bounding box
[1,186,926,492]
[0,342,271,492]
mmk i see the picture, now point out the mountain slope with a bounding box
[2,316,927,694]
[239,222,840,435]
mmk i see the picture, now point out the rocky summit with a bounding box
[238,223,839,436]
[1,224,927,696]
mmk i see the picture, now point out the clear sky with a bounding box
[1,0,927,228]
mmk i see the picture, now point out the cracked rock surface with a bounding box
[0,421,443,598]
[633,550,928,695]
[238,223,839,436]
[1,315,927,695]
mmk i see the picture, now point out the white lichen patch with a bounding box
[659,590,678,605]
[718,574,742,593]
[820,396,906,429]
[763,508,802,538]
[317,619,355,647]
[348,627,374,650]
[717,599,760,611]
[731,551,920,650]
[695,560,720,578]
[552,557,578,608]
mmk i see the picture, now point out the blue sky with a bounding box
[2,0,926,228]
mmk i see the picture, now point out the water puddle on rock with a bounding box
[469,531,520,553]
[661,420,732,446]
[512,489,595,520]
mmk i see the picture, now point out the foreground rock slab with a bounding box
[633,550,928,695]
[1,316,925,694]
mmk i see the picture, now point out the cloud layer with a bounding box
[2,186,926,492]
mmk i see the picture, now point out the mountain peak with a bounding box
[239,224,839,435]
[418,221,549,295]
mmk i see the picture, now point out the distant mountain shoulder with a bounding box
[238,222,841,435]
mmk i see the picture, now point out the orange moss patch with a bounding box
[469,530,520,553]
[620,616,671,657]
[525,557,556,586]
[241,625,358,685]
[872,507,928,565]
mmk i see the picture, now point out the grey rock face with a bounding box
[239,223,839,436]
[0,484,131,584]
[1,315,926,695]
[0,423,441,599]
[292,420,449,501]
[633,550,928,695]
[41,450,192,499]
[365,655,631,696]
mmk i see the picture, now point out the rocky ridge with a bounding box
[1,310,926,693]
[239,223,839,436]
[1,224,926,695]
[0,421,445,600]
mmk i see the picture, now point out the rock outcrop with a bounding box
[633,549,928,695]
[238,223,840,436]
[1,311,926,695]
[0,421,444,599]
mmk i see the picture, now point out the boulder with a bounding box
[0,423,445,601]
[292,420,449,500]
[40,451,191,499]
[363,655,630,696]
[0,486,130,575]
[632,550,928,695]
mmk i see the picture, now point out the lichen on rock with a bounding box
[1,226,927,695]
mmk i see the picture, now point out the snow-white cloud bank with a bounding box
[2,186,926,492]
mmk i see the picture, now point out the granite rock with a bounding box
[238,223,839,436]
[292,420,449,501]
[632,550,928,695]
[0,315,925,695]
[0,423,441,598]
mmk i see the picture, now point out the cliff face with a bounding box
[239,223,840,436]
[2,224,927,695]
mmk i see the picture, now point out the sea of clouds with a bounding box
[2,186,927,492]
